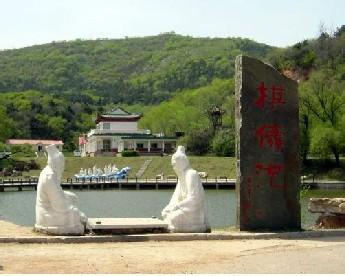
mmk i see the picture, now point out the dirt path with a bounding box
[1,220,344,273]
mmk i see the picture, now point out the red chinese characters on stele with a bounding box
[255,81,286,110]
[255,163,286,190]
[252,81,287,192]
[255,124,283,151]
[254,82,285,152]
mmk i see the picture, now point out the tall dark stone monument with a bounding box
[235,55,300,231]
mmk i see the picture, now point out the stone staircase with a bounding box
[135,159,152,178]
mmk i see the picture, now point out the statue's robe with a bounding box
[35,166,86,235]
[162,169,209,232]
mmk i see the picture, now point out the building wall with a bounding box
[85,136,122,153]
[97,121,138,132]
[86,137,98,153]
[83,135,177,155]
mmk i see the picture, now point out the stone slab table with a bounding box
[87,218,169,234]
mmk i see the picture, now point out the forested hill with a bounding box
[0,28,344,157]
[0,33,272,104]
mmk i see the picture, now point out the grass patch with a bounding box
[6,155,345,181]
[16,156,148,179]
[142,156,235,179]
[7,156,236,180]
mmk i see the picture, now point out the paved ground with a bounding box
[1,236,345,273]
[1,220,345,273]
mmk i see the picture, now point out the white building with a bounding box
[6,139,64,152]
[79,107,177,157]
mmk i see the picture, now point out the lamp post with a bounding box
[207,106,225,132]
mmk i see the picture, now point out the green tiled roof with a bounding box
[122,135,177,140]
[92,133,177,140]
[103,107,141,117]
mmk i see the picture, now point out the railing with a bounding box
[0,177,235,192]
[3,177,345,192]
[87,128,150,137]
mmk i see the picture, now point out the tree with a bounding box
[300,71,345,126]
[0,106,14,142]
[310,125,345,165]
[180,128,213,155]
[300,111,311,164]
[211,129,235,157]
[334,25,345,37]
[300,71,345,166]
[48,117,67,139]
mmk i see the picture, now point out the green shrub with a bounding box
[179,128,213,155]
[121,150,139,157]
[326,168,345,180]
[211,129,235,157]
[0,142,10,152]
[10,144,36,158]
[0,158,15,170]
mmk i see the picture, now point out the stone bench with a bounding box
[86,217,169,234]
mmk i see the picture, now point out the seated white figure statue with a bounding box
[35,144,87,235]
[79,168,86,176]
[112,164,118,173]
[161,145,209,233]
[97,168,103,176]
[87,168,93,176]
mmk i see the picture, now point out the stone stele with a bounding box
[161,145,209,233]
[235,55,300,231]
[35,144,87,235]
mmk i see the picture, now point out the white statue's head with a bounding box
[46,144,65,176]
[171,145,190,173]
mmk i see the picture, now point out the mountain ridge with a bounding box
[0,33,273,104]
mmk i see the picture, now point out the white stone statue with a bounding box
[92,165,97,175]
[87,168,93,176]
[161,145,209,232]
[35,144,87,235]
[104,165,109,175]
[79,168,86,176]
[97,168,103,176]
[112,164,118,173]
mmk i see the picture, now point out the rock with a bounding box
[308,198,345,215]
[235,55,300,230]
[198,171,208,178]
[155,173,164,180]
[315,214,345,229]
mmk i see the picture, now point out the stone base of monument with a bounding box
[86,218,169,234]
[308,198,345,229]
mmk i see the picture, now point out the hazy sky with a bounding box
[1,0,344,50]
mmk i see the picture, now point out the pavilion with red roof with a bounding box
[6,139,64,153]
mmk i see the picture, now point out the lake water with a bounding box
[1,189,345,229]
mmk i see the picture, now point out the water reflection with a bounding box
[0,190,236,228]
[0,189,344,229]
